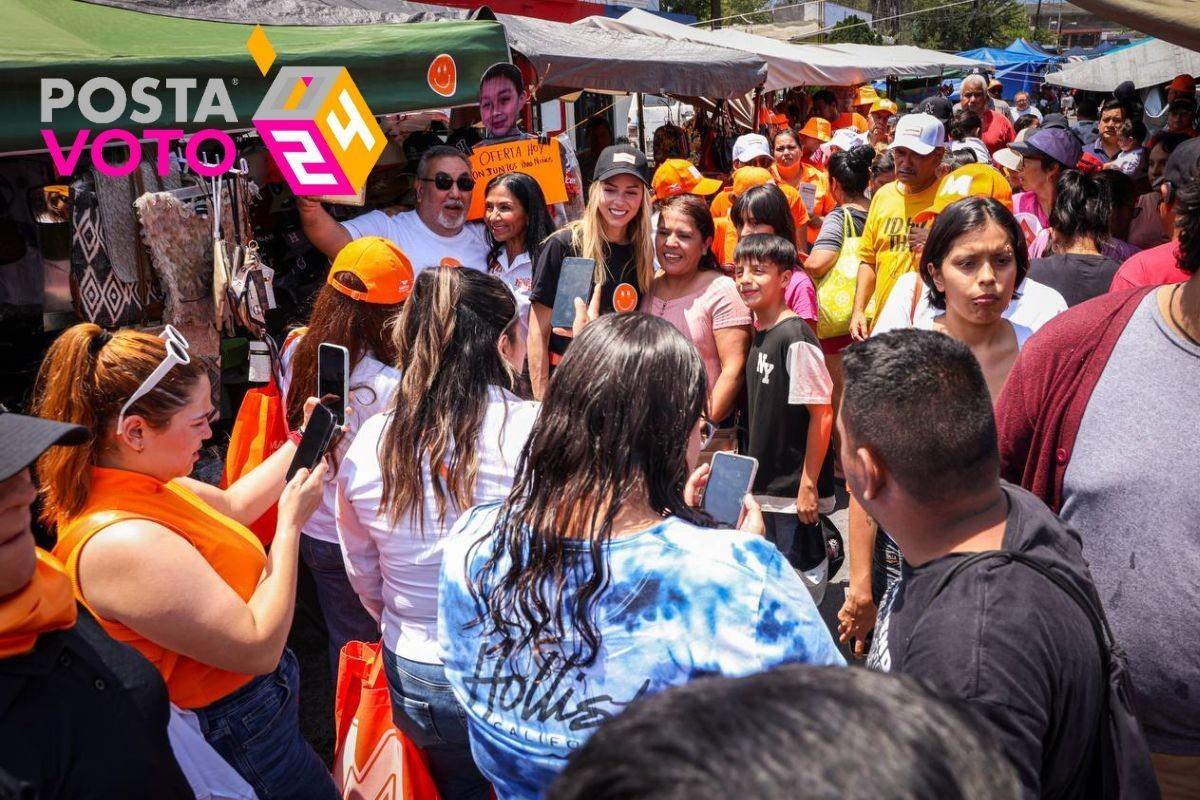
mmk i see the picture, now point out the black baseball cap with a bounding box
[1158,136,1200,189]
[916,95,952,124]
[1041,113,1070,130]
[0,406,89,482]
[593,144,650,186]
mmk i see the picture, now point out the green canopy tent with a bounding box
[0,0,510,154]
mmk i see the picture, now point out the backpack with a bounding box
[930,551,1160,800]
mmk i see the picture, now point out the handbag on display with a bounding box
[814,207,863,340]
[333,640,442,800]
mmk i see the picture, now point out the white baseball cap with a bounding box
[888,113,946,156]
[732,133,773,164]
[992,147,1022,172]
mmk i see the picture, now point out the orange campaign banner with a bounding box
[467,138,567,219]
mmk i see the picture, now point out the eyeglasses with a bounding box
[419,172,476,192]
[117,325,190,429]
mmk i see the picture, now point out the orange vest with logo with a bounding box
[54,467,268,709]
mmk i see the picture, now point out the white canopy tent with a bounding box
[1044,38,1200,91]
[1058,0,1200,54]
[576,8,988,91]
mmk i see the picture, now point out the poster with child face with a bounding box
[479,62,531,140]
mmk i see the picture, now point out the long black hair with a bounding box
[731,184,797,247]
[470,313,708,667]
[919,197,1028,310]
[483,171,556,271]
[1050,170,1111,248]
[828,144,873,200]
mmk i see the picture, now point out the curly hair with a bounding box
[1176,175,1200,275]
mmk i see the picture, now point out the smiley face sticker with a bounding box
[612,282,639,313]
[427,54,457,98]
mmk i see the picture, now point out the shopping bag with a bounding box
[814,207,863,340]
[334,640,442,800]
[222,378,287,546]
[167,704,258,800]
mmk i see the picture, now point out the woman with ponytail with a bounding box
[645,194,751,453]
[1028,170,1123,306]
[336,267,536,800]
[33,323,337,799]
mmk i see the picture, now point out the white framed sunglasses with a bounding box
[116,325,191,430]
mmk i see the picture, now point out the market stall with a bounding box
[1044,38,1200,92]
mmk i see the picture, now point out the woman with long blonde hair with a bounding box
[335,267,536,800]
[33,323,337,800]
[527,143,656,398]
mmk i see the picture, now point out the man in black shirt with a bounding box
[839,330,1111,799]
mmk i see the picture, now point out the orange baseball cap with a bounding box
[1169,74,1196,93]
[869,99,898,117]
[797,116,832,143]
[328,236,414,304]
[730,166,776,197]
[652,159,724,201]
[853,85,880,108]
[913,163,1013,224]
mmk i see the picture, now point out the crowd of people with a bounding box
[2,69,1199,800]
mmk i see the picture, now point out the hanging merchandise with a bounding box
[653,121,690,165]
[70,162,169,329]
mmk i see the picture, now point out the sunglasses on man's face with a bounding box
[420,172,476,192]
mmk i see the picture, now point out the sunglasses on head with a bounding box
[117,325,191,430]
[420,172,476,192]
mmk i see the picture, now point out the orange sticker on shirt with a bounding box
[439,257,463,268]
[427,54,457,98]
[612,282,638,313]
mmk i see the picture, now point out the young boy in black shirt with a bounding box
[734,234,833,602]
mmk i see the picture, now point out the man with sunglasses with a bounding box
[298,145,490,271]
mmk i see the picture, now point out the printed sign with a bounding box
[798,182,818,215]
[467,138,567,220]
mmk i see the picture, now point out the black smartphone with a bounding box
[550,257,596,329]
[317,342,349,426]
[286,403,337,483]
[702,452,759,527]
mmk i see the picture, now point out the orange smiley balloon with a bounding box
[439,257,463,268]
[612,282,639,313]
[428,54,457,98]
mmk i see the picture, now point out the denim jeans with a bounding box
[381,649,490,800]
[193,648,338,800]
[299,534,381,677]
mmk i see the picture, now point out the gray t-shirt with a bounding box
[1061,290,1200,755]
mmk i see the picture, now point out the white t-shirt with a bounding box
[279,339,400,545]
[871,271,1067,348]
[341,209,490,272]
[1009,105,1043,123]
[491,249,533,328]
[335,386,539,663]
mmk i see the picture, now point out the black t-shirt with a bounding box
[0,609,193,799]
[530,228,644,358]
[744,316,832,499]
[867,484,1106,799]
[1027,253,1122,308]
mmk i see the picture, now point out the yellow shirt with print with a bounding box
[859,179,940,329]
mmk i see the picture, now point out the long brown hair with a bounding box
[570,179,656,292]
[32,323,206,525]
[379,267,519,529]
[284,275,402,432]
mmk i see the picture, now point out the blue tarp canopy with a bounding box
[955,39,1061,100]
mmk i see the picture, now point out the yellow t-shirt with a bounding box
[858,178,940,327]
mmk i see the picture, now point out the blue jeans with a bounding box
[299,534,381,677]
[381,649,489,800]
[193,648,338,800]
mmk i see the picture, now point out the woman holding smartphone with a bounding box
[336,267,536,800]
[483,171,556,327]
[280,235,411,674]
[438,313,844,798]
[34,324,337,800]
[527,144,656,399]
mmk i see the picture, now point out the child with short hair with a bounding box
[1104,119,1148,178]
[734,233,834,601]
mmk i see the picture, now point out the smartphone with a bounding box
[702,452,759,528]
[550,257,596,329]
[286,403,337,483]
[317,342,349,426]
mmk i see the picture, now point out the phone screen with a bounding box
[702,452,759,527]
[286,403,337,482]
[551,257,596,329]
[317,343,349,425]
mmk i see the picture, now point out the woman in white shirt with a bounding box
[483,171,556,328]
[279,236,409,675]
[336,267,536,800]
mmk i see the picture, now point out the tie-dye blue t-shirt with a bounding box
[438,503,845,800]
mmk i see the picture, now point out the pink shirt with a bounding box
[785,268,819,323]
[643,273,752,392]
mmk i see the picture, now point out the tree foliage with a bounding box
[905,0,1033,51]
[826,15,883,44]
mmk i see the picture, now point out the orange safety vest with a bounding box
[54,466,268,709]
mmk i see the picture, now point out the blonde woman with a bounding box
[527,144,656,398]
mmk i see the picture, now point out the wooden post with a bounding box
[637,92,647,154]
